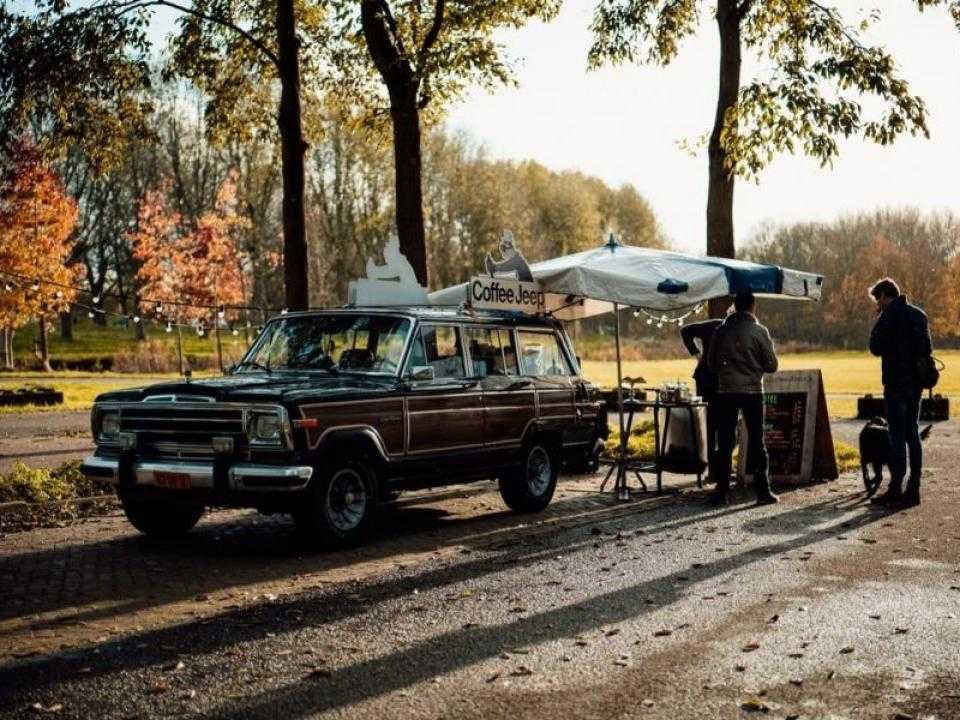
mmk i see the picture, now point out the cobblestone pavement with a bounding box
[0,477,681,660]
[0,420,957,720]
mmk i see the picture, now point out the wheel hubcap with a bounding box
[526,447,552,496]
[326,469,367,532]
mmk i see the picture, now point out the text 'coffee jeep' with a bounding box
[82,307,607,547]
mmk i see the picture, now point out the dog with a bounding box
[859,417,933,495]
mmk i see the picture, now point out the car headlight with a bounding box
[250,412,284,445]
[99,411,120,440]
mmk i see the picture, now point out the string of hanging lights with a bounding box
[631,303,705,328]
[0,267,282,315]
[0,268,269,337]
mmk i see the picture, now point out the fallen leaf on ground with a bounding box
[306,667,332,679]
[510,666,534,677]
[740,697,771,713]
[742,643,761,653]
[149,682,169,695]
[839,646,855,654]
[768,615,780,624]
[29,703,63,714]
[653,629,672,637]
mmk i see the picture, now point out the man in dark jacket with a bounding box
[680,318,723,473]
[868,278,932,508]
[706,292,780,506]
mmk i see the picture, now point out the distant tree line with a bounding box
[0,79,664,363]
[745,208,960,348]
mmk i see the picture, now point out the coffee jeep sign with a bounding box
[470,277,545,313]
[467,230,544,313]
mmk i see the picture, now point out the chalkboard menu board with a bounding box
[763,391,808,477]
[739,370,837,485]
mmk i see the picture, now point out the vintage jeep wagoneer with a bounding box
[82,307,607,547]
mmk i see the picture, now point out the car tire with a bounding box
[119,494,205,538]
[293,458,376,549]
[499,442,558,513]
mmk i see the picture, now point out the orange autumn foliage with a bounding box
[0,138,80,330]
[130,171,249,323]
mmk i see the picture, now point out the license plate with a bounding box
[154,471,192,489]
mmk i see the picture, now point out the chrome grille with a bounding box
[118,404,245,457]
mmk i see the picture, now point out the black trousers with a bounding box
[711,392,770,494]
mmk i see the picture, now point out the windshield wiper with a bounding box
[235,360,272,374]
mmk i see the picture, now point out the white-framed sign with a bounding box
[468,276,545,313]
[737,369,837,485]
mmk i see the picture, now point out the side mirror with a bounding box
[575,355,582,368]
[409,365,435,382]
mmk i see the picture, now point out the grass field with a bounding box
[11,318,252,360]
[581,349,960,419]
[1,345,957,417]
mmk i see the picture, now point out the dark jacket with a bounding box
[706,312,779,394]
[680,319,722,395]
[868,295,932,393]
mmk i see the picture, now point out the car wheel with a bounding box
[119,494,205,538]
[499,442,558,513]
[294,458,376,548]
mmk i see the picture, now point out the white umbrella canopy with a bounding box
[429,238,823,318]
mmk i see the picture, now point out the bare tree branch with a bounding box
[74,0,280,69]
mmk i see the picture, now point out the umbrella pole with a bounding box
[613,302,629,501]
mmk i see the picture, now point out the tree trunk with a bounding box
[59,309,73,340]
[360,0,430,289]
[0,327,10,370]
[276,0,310,311]
[37,315,52,372]
[706,0,742,318]
[389,85,429,288]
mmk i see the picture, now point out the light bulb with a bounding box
[87,311,95,319]
[92,295,100,304]
[646,318,653,325]
[231,328,239,336]
[133,316,141,324]
[280,308,288,315]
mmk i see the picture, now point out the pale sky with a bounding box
[446,1,960,254]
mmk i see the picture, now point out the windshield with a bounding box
[238,314,411,375]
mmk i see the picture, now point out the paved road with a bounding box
[0,419,958,719]
[0,410,91,474]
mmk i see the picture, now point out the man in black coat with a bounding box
[868,278,932,508]
[680,318,723,475]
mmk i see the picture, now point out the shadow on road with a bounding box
[0,479,885,718]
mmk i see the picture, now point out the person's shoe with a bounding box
[870,485,903,507]
[755,491,779,506]
[895,483,920,508]
[707,490,729,506]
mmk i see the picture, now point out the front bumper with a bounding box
[82,455,314,493]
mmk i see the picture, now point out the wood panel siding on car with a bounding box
[406,392,484,454]
[300,399,405,455]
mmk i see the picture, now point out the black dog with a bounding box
[859,417,933,495]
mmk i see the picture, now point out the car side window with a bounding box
[517,330,572,377]
[418,325,465,379]
[464,326,519,377]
